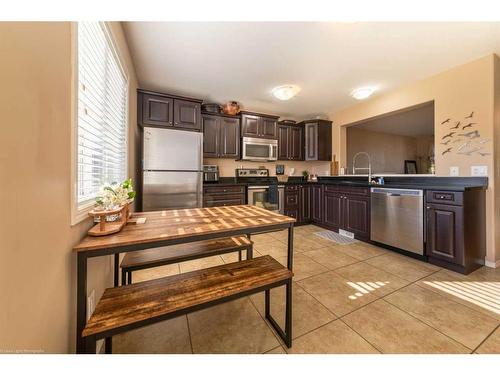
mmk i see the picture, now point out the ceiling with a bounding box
[123,22,500,120]
[351,102,435,137]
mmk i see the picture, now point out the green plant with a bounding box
[302,170,309,178]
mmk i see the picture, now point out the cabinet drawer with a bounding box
[338,186,369,196]
[426,190,463,206]
[203,185,245,195]
[204,197,245,207]
[285,184,300,191]
[324,185,339,193]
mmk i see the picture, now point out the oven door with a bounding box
[247,185,283,213]
[242,137,277,161]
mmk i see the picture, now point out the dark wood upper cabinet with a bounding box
[141,93,173,127]
[202,115,219,158]
[301,119,332,161]
[173,99,201,130]
[277,123,304,161]
[138,90,202,131]
[219,117,240,158]
[241,112,279,139]
[202,113,240,159]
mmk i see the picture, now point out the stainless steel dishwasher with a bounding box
[370,188,424,255]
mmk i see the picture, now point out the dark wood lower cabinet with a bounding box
[425,189,485,274]
[203,185,245,207]
[311,184,324,224]
[324,193,342,229]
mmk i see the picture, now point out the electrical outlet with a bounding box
[449,166,459,176]
[471,165,488,176]
[87,289,95,321]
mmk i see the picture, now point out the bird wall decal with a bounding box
[458,148,482,156]
[452,139,462,143]
[458,130,480,139]
[441,118,451,124]
[442,132,455,140]
[450,121,460,129]
[440,140,451,146]
[465,111,474,119]
[462,122,476,130]
[478,152,491,156]
[442,148,452,155]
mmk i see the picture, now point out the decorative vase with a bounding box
[222,101,240,115]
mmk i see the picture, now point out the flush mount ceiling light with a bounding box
[351,87,376,100]
[271,85,301,101]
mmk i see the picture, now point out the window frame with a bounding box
[71,22,130,225]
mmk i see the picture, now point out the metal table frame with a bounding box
[76,221,294,354]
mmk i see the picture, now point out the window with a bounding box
[74,22,128,219]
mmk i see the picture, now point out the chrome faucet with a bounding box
[352,152,372,182]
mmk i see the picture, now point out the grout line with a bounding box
[471,323,499,353]
[185,314,194,354]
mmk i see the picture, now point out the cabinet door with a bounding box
[141,94,173,127]
[277,125,290,160]
[304,123,318,160]
[241,114,260,137]
[300,185,311,223]
[426,203,464,265]
[324,193,342,229]
[344,195,370,240]
[202,115,219,158]
[289,126,303,160]
[260,117,277,139]
[219,117,240,158]
[311,185,324,223]
[173,99,201,131]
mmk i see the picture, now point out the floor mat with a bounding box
[314,230,358,245]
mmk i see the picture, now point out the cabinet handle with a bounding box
[427,206,431,209]
[174,122,178,125]
[169,121,173,125]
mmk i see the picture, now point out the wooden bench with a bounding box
[82,255,293,353]
[120,236,253,285]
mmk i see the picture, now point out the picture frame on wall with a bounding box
[404,160,418,174]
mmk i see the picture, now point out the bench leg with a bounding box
[238,250,242,262]
[105,337,112,354]
[247,244,253,260]
[121,269,127,286]
[128,271,132,285]
[83,336,97,354]
[265,281,292,348]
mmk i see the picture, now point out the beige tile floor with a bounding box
[113,225,500,354]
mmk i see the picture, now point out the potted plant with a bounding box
[302,170,309,181]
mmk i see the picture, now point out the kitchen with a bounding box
[2,17,500,362]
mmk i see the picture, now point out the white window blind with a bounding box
[77,22,128,206]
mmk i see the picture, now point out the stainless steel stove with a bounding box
[236,169,284,213]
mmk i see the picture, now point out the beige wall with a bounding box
[0,22,138,353]
[204,158,331,178]
[494,54,500,266]
[346,127,419,174]
[330,54,498,265]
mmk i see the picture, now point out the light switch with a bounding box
[449,166,459,176]
[471,165,488,176]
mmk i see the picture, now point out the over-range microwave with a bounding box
[241,137,278,161]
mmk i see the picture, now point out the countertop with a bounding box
[204,175,488,192]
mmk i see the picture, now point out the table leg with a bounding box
[76,252,88,353]
[114,253,119,287]
[287,224,294,271]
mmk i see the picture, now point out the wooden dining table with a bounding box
[73,205,296,353]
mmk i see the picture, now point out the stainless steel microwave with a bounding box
[241,137,278,161]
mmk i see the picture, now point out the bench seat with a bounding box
[83,255,292,343]
[120,236,253,284]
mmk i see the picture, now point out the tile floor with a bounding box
[113,225,500,354]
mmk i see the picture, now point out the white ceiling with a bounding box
[351,102,435,137]
[123,22,500,120]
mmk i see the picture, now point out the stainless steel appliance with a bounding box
[370,188,424,255]
[241,137,278,161]
[203,165,219,182]
[142,127,203,211]
[236,168,284,213]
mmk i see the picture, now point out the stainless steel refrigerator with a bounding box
[142,127,203,211]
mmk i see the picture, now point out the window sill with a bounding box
[71,201,95,226]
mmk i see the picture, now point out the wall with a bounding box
[346,127,419,174]
[330,54,498,265]
[204,158,331,178]
[0,22,138,353]
[494,54,500,267]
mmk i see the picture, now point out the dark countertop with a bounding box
[204,176,488,192]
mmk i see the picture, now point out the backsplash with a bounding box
[204,158,331,177]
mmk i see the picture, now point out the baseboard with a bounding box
[485,259,500,268]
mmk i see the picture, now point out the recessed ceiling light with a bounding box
[351,87,376,100]
[272,85,301,101]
